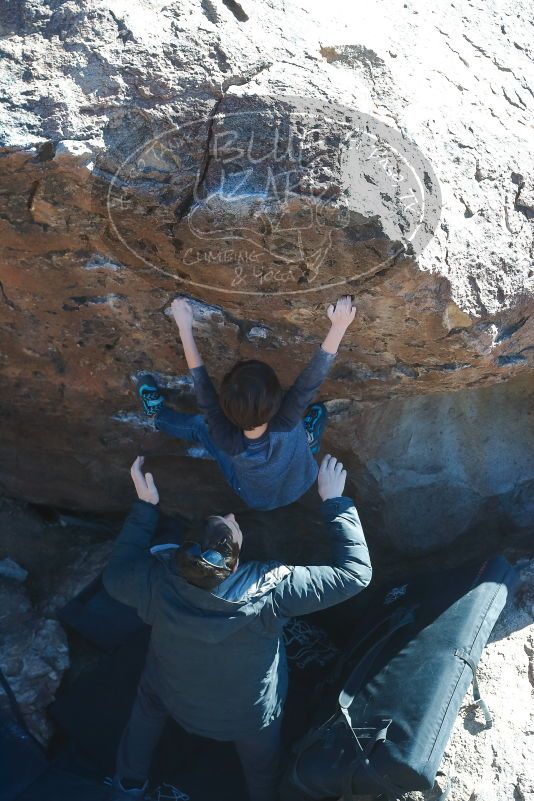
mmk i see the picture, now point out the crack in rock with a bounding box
[108,9,135,45]
[0,279,17,310]
[173,60,272,224]
[221,0,249,22]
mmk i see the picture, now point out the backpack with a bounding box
[0,668,111,801]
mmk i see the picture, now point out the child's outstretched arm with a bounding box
[273,295,356,430]
[172,298,203,369]
[171,298,244,455]
[322,295,356,354]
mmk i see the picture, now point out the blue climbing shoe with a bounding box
[137,373,165,417]
[303,402,327,454]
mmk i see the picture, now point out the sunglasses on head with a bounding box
[183,541,229,570]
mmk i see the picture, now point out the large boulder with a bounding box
[0,0,532,556]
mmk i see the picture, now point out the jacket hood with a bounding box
[153,550,292,645]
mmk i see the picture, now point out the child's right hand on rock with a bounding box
[171,297,194,330]
[327,295,356,332]
[321,295,356,355]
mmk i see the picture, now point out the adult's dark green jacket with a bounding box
[103,497,372,741]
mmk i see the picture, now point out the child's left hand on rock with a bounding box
[171,297,194,330]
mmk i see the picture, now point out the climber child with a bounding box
[137,295,356,511]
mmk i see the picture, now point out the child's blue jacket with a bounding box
[189,346,336,510]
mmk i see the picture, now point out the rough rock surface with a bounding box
[0,496,112,743]
[0,570,69,744]
[0,0,533,557]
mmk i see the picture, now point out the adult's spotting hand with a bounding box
[317,453,347,501]
[130,456,159,505]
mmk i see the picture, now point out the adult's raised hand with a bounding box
[130,456,159,505]
[317,453,347,501]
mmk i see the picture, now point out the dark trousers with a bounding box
[155,408,240,492]
[116,666,282,801]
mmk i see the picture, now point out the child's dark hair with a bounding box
[176,517,240,591]
[219,360,283,430]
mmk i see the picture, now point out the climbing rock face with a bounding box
[0,570,69,744]
[0,496,113,744]
[0,0,533,554]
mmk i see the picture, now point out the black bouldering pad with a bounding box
[281,555,517,801]
[0,712,48,801]
[57,512,189,653]
[57,576,146,652]
[16,767,113,801]
[0,711,112,801]
[50,627,151,773]
[49,626,249,800]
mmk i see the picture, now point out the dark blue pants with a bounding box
[116,663,282,801]
[155,407,240,493]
